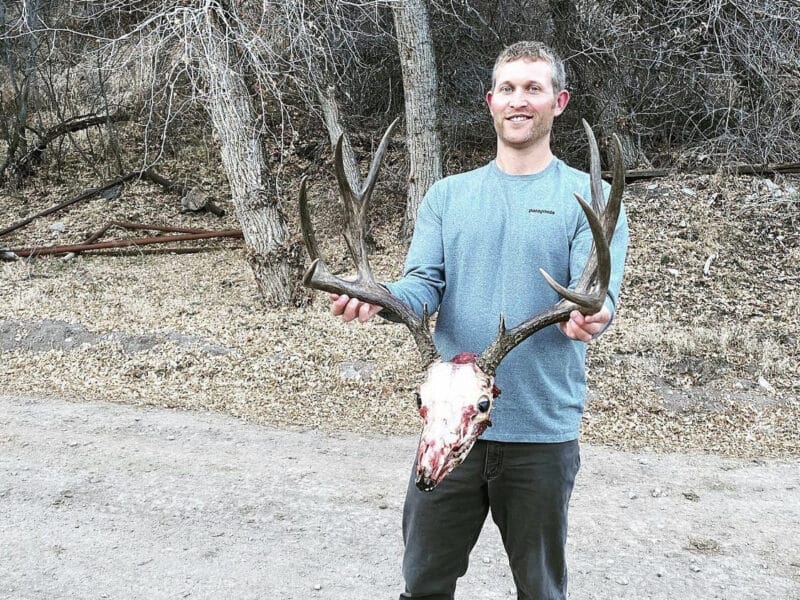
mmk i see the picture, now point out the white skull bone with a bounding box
[415,353,499,491]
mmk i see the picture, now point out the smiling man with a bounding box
[329,41,629,600]
[487,55,570,171]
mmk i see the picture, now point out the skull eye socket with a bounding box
[477,396,491,413]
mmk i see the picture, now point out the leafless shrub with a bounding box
[562,0,800,166]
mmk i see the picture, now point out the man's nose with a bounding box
[509,90,529,108]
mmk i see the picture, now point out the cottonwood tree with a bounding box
[284,0,443,237]
[50,1,310,306]
[392,0,442,237]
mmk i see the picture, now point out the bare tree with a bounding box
[40,1,310,306]
[548,0,646,167]
[187,9,298,305]
[392,0,442,237]
[0,0,42,184]
[551,0,800,166]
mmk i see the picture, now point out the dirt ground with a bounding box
[2,393,798,600]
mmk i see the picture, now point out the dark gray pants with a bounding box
[399,439,580,600]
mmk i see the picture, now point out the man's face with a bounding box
[486,58,569,151]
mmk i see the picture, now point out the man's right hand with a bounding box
[330,293,383,323]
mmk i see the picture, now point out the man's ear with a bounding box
[553,89,570,116]
[485,91,494,110]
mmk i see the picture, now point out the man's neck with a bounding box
[494,139,554,175]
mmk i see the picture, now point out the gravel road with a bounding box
[1,394,798,600]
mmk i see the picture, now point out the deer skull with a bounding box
[414,353,499,491]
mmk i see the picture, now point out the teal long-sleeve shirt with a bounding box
[386,158,629,442]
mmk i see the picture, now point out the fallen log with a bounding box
[139,171,225,216]
[15,112,130,177]
[3,229,243,259]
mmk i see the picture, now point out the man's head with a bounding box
[486,41,570,159]
[491,41,567,96]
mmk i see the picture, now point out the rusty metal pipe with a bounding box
[7,229,243,258]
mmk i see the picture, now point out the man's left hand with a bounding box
[559,306,612,342]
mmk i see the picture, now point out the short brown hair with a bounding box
[491,41,567,94]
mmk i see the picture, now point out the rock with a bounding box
[757,376,776,394]
[337,360,375,381]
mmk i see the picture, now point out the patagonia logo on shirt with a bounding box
[528,208,556,215]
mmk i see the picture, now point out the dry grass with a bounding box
[1,167,798,459]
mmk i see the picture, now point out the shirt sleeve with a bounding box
[383,183,447,319]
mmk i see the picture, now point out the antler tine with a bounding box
[567,123,624,297]
[362,117,400,201]
[299,121,440,367]
[333,117,401,282]
[476,122,624,376]
[584,119,605,214]
[605,133,625,241]
[333,135,371,281]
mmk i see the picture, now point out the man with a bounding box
[331,41,629,600]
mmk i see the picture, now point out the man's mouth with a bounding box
[507,115,532,122]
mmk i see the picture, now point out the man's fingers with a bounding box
[583,306,611,324]
[583,311,604,323]
[358,302,374,323]
[343,297,363,321]
[330,293,381,323]
[331,294,350,316]
[564,319,592,342]
[569,310,586,325]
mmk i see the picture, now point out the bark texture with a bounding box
[392,0,443,238]
[196,32,296,307]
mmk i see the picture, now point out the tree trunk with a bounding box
[317,85,361,187]
[195,33,301,307]
[0,0,40,185]
[392,0,443,238]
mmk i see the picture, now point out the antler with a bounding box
[298,119,440,366]
[475,120,625,376]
